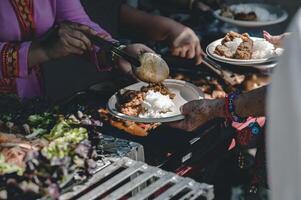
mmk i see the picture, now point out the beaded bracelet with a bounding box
[225,90,247,123]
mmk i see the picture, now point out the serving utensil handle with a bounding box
[202,56,245,86]
[88,35,141,68]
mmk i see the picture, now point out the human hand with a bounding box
[168,26,204,65]
[263,31,290,47]
[168,99,225,132]
[114,43,155,80]
[41,21,103,60]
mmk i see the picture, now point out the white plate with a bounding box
[213,3,288,27]
[107,79,204,123]
[206,37,279,67]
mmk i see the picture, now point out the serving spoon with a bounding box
[89,35,169,83]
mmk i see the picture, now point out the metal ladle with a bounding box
[135,52,169,83]
[89,35,169,83]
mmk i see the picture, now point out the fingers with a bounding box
[195,43,204,65]
[73,23,113,42]
[72,23,98,36]
[171,47,181,57]
[124,44,155,58]
[115,56,139,81]
[171,39,204,65]
[60,37,84,55]
[186,45,195,59]
[180,46,189,58]
[68,30,92,50]
[263,30,272,41]
[195,54,203,65]
[181,102,195,115]
[97,32,112,40]
[62,32,87,52]
[171,46,190,58]
[140,45,155,54]
[63,22,114,49]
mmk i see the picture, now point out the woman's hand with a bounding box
[114,43,155,80]
[41,22,100,60]
[168,26,204,64]
[29,21,112,68]
[168,99,225,132]
[263,31,290,47]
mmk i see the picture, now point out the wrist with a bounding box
[234,93,247,118]
[163,18,185,42]
[28,41,50,68]
[213,98,226,119]
[224,91,248,123]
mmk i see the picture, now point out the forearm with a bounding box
[120,5,184,42]
[152,0,192,8]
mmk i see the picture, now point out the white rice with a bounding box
[231,4,278,22]
[223,38,282,59]
[252,40,276,59]
[139,90,176,118]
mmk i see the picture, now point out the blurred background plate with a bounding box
[107,79,203,123]
[213,3,288,27]
[206,37,279,67]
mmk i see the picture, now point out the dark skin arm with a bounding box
[120,4,179,42]
[152,0,191,8]
[120,4,204,63]
[169,86,267,132]
[151,0,211,11]
[27,21,154,80]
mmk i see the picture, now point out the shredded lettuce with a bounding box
[42,120,88,159]
[0,154,24,176]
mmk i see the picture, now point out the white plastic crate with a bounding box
[60,157,214,200]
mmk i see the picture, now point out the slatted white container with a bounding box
[60,157,214,200]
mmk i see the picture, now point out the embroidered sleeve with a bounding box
[0,42,31,79]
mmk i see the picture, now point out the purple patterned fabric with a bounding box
[0,0,112,99]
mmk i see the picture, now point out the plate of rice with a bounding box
[213,3,288,27]
[206,32,284,67]
[107,79,203,123]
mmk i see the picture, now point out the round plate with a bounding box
[213,3,288,27]
[206,37,279,67]
[107,79,204,123]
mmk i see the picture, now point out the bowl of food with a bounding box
[107,79,203,123]
[213,3,288,27]
[206,31,284,67]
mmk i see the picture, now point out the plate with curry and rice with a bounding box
[213,3,288,27]
[206,31,284,67]
[107,79,204,123]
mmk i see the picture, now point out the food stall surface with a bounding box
[0,94,215,199]
[60,157,214,200]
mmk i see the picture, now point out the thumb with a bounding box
[141,45,155,54]
[180,102,194,115]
